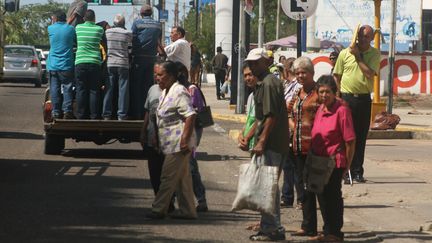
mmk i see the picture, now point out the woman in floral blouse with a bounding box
[146,61,197,220]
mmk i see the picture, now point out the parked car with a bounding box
[36,48,48,84]
[2,45,42,87]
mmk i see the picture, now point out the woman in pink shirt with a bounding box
[310,75,356,242]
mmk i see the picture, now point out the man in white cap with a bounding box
[245,48,289,241]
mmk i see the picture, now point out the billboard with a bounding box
[314,0,421,51]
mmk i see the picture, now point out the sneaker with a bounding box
[353,174,366,183]
[196,204,208,212]
[249,231,285,241]
[145,211,165,220]
[63,112,75,119]
[280,201,293,208]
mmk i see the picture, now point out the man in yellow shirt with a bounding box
[333,25,380,183]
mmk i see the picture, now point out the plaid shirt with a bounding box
[289,85,320,155]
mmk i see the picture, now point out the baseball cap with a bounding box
[245,48,270,61]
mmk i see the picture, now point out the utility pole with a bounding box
[258,0,264,47]
[276,0,280,40]
[182,1,186,27]
[174,0,179,26]
[236,0,245,114]
[387,0,397,114]
[161,0,165,45]
[195,0,199,34]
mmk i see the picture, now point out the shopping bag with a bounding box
[304,151,336,194]
[231,154,279,214]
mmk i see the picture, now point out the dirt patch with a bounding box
[390,94,432,109]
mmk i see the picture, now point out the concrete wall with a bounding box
[215,0,233,57]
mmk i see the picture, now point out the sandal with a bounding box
[318,234,343,242]
[249,231,285,241]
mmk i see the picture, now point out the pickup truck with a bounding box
[43,89,143,155]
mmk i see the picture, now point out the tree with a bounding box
[249,1,296,44]
[183,4,215,66]
[3,1,68,47]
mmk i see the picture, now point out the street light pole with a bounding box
[258,0,264,47]
[387,0,397,114]
[236,0,245,114]
[276,0,280,40]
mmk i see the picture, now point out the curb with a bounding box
[213,113,246,123]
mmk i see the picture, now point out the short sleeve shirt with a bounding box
[254,73,289,154]
[47,22,76,71]
[144,84,162,147]
[311,99,356,168]
[157,82,196,154]
[333,47,380,94]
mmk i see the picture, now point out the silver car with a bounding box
[2,45,43,87]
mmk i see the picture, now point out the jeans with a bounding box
[214,69,226,98]
[341,94,372,177]
[49,70,74,116]
[104,67,130,119]
[260,150,285,234]
[190,127,206,205]
[75,63,102,119]
[130,57,155,119]
[281,149,304,205]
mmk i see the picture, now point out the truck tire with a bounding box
[44,133,65,155]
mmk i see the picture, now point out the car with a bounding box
[36,48,48,84]
[2,45,43,87]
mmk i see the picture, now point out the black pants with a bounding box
[214,69,226,98]
[130,57,155,119]
[75,63,102,119]
[147,147,165,195]
[341,94,371,177]
[296,154,319,235]
[319,168,344,239]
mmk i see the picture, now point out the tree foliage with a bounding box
[249,1,296,43]
[183,4,215,63]
[3,0,68,47]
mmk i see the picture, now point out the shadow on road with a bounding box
[0,131,44,140]
[342,230,432,242]
[62,149,146,160]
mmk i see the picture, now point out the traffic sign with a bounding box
[159,9,168,22]
[281,0,318,20]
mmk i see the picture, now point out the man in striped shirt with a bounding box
[75,9,104,119]
[103,14,132,120]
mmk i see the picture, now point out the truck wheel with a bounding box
[44,133,65,155]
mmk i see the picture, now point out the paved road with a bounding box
[1,83,432,242]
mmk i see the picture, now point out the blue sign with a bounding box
[159,9,168,22]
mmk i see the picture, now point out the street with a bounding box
[1,82,432,242]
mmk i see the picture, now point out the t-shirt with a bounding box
[75,21,104,65]
[188,84,205,112]
[144,84,162,147]
[254,73,289,154]
[47,22,76,71]
[106,27,132,68]
[333,47,380,94]
[311,99,356,168]
[246,92,255,117]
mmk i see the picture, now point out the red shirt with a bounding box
[311,99,356,168]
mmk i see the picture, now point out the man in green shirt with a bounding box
[75,9,104,119]
[245,48,289,242]
[333,25,380,183]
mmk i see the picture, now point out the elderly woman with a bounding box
[146,61,197,220]
[309,75,355,242]
[288,56,320,238]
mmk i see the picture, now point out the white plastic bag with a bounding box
[231,154,278,214]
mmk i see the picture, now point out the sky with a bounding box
[24,0,194,44]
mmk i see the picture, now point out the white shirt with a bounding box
[165,38,191,70]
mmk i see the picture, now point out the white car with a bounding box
[36,48,48,84]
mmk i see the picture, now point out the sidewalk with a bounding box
[201,83,432,140]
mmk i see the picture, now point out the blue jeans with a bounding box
[260,150,285,234]
[75,63,101,119]
[130,57,155,119]
[103,67,129,119]
[281,149,304,205]
[190,127,206,205]
[49,70,74,116]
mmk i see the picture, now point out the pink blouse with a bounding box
[311,99,356,168]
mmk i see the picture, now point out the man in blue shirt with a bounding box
[47,10,76,119]
[130,4,163,119]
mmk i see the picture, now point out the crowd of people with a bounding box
[237,24,379,242]
[47,3,379,240]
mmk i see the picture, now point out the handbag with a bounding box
[304,150,336,194]
[195,87,214,128]
[231,154,279,214]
